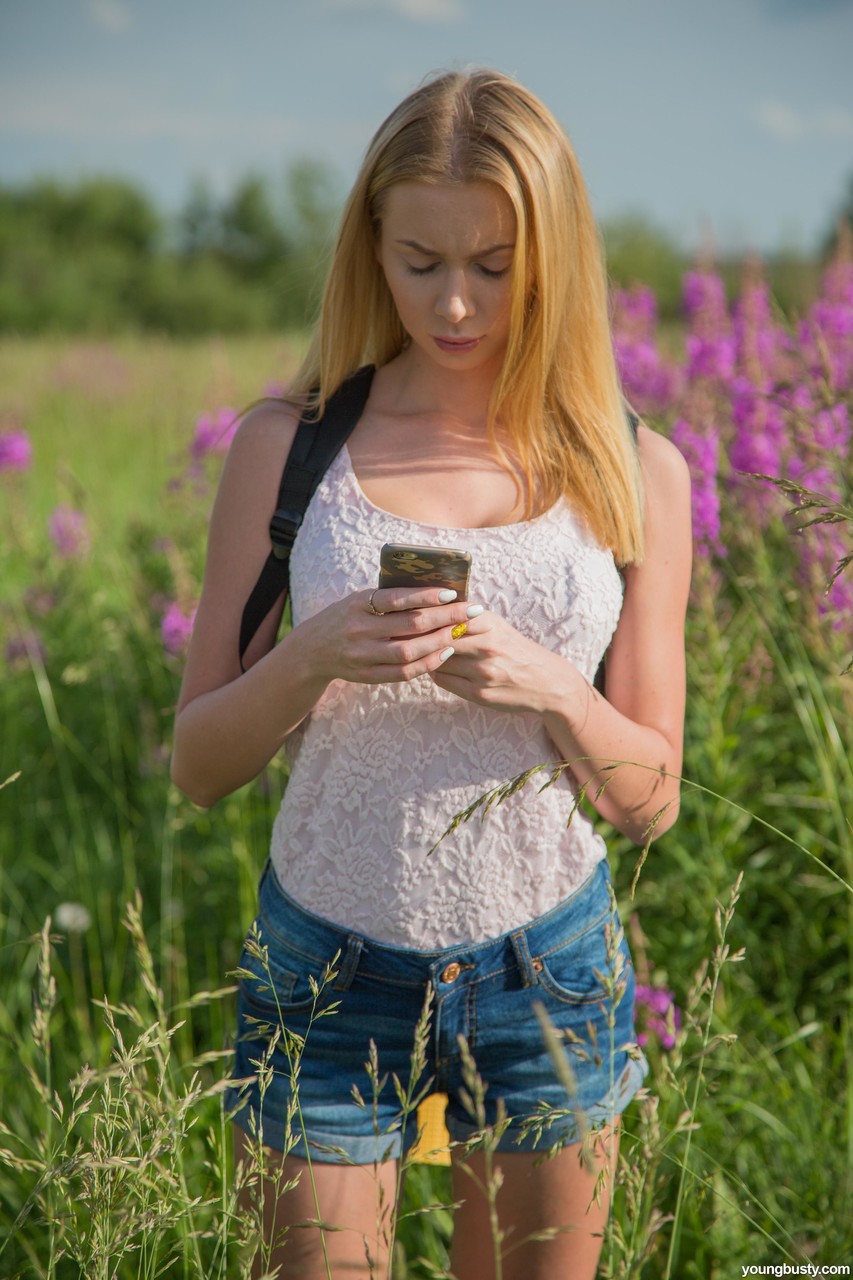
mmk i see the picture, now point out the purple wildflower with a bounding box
[671,417,726,557]
[635,984,682,1050]
[800,307,853,389]
[614,335,683,417]
[683,270,727,326]
[0,429,32,472]
[734,276,778,380]
[821,252,853,308]
[263,380,288,398]
[48,505,91,560]
[161,602,197,656]
[798,250,853,387]
[191,407,239,459]
[685,334,736,383]
[814,402,851,456]
[787,393,849,497]
[611,284,682,415]
[682,270,735,389]
[729,377,787,523]
[612,286,659,341]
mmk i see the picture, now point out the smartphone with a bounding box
[378,543,472,600]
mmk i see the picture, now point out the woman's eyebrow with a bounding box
[396,238,515,256]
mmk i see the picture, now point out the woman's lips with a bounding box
[432,336,481,353]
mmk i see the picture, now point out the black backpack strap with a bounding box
[238,365,375,669]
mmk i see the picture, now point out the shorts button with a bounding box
[441,961,462,983]
[533,958,543,973]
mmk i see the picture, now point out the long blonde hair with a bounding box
[291,68,644,564]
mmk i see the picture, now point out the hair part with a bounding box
[291,68,645,565]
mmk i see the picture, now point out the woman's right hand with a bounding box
[301,586,483,686]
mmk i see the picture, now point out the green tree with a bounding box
[602,213,687,320]
[0,177,160,332]
[276,158,342,327]
[220,176,290,279]
[176,177,222,259]
[13,176,160,255]
[820,170,853,260]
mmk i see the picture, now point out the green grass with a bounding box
[0,336,851,1277]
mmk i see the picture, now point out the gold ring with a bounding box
[367,590,384,616]
[451,623,467,640]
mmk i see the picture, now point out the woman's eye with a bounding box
[403,262,509,279]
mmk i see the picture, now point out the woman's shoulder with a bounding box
[636,421,689,480]
[622,421,692,583]
[635,421,691,510]
[227,395,305,467]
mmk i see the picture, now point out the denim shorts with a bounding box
[224,857,648,1164]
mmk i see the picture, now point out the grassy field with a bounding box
[0,333,851,1278]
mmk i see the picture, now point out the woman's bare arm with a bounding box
[170,402,479,808]
[170,401,331,806]
[430,425,692,844]
[540,426,692,842]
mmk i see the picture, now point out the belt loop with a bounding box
[334,934,364,991]
[511,930,539,988]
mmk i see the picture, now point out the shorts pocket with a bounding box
[236,925,325,1016]
[535,906,626,1006]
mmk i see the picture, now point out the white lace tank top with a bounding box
[269,445,624,949]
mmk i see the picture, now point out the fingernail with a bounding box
[466,604,485,618]
[438,590,458,603]
[438,646,455,663]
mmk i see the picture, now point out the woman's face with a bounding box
[376,180,517,376]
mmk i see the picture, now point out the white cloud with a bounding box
[754,99,853,142]
[0,78,297,144]
[87,0,132,32]
[754,100,806,141]
[324,0,465,23]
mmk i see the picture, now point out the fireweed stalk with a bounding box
[613,249,852,642]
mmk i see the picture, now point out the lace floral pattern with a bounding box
[270,446,624,948]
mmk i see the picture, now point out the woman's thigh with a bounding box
[449,1123,620,1280]
[235,1127,399,1280]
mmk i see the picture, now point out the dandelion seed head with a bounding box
[55,902,92,933]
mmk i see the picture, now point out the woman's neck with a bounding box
[380,345,501,430]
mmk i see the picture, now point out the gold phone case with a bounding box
[378,543,471,600]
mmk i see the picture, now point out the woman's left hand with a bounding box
[430,607,575,715]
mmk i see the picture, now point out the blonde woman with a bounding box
[172,68,691,1280]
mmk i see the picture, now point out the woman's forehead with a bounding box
[380,180,517,250]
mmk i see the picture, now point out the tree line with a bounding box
[1,163,849,335]
[0,162,339,335]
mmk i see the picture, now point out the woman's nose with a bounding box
[435,273,473,325]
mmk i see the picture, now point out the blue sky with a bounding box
[1,0,852,253]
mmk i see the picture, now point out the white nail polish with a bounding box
[438,590,458,603]
[438,646,455,663]
[466,604,485,618]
